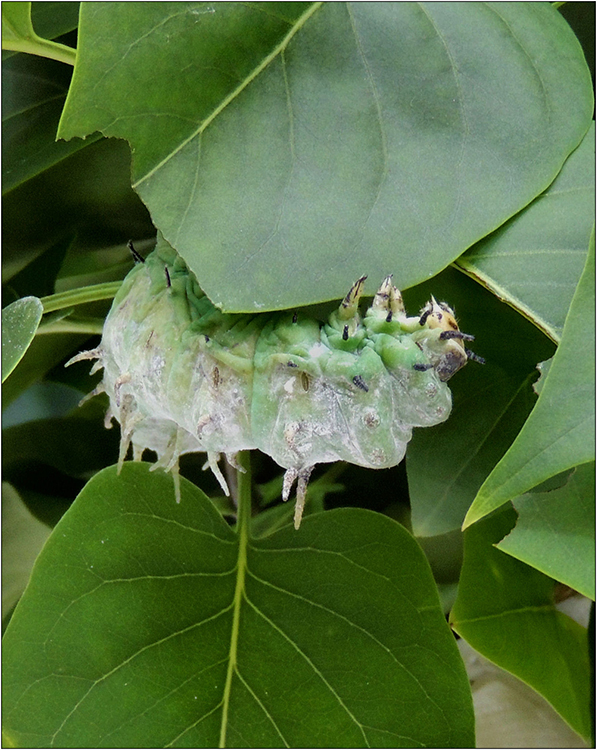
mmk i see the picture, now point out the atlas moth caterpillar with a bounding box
[68,237,483,529]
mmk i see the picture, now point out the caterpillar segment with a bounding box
[67,239,482,528]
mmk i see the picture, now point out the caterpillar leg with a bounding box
[225,452,246,474]
[204,452,231,496]
[65,347,103,368]
[117,394,142,473]
[78,382,105,407]
[282,466,315,529]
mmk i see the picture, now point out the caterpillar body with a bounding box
[69,240,481,528]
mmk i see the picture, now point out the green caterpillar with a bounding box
[69,239,481,528]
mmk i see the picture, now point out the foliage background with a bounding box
[2,2,595,748]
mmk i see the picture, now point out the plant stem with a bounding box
[2,37,76,66]
[40,282,122,314]
[36,317,105,336]
[219,451,251,748]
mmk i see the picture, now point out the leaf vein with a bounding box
[133,2,324,189]
[235,668,290,747]
[48,605,233,746]
[244,593,371,747]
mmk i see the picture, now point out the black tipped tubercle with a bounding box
[127,240,145,264]
[353,375,369,392]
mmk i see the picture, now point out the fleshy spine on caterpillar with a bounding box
[66,241,483,529]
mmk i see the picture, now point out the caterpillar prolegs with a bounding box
[68,239,482,528]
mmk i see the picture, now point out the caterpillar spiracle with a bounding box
[68,239,483,529]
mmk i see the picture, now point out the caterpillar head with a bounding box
[414,297,477,381]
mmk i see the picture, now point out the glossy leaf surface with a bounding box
[2,463,474,748]
[497,461,595,600]
[58,2,593,311]
[464,231,595,528]
[451,507,592,741]
[457,123,595,342]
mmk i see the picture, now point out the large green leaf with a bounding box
[457,123,595,343]
[451,507,592,741]
[58,2,592,311]
[1,296,43,382]
[404,265,554,537]
[2,462,474,748]
[463,229,595,528]
[497,461,595,600]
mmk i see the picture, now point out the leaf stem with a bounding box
[36,317,105,336]
[40,282,122,314]
[2,37,76,66]
[219,451,251,747]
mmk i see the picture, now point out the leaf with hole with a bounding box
[58,2,593,311]
[463,229,595,528]
[497,461,595,600]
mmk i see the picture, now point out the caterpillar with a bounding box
[68,237,482,529]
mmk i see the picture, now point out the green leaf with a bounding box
[405,265,555,537]
[451,507,592,741]
[1,1,76,65]
[457,123,595,343]
[497,461,595,600]
[58,2,593,311]
[2,462,474,748]
[463,228,595,528]
[1,296,43,382]
[2,482,51,620]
